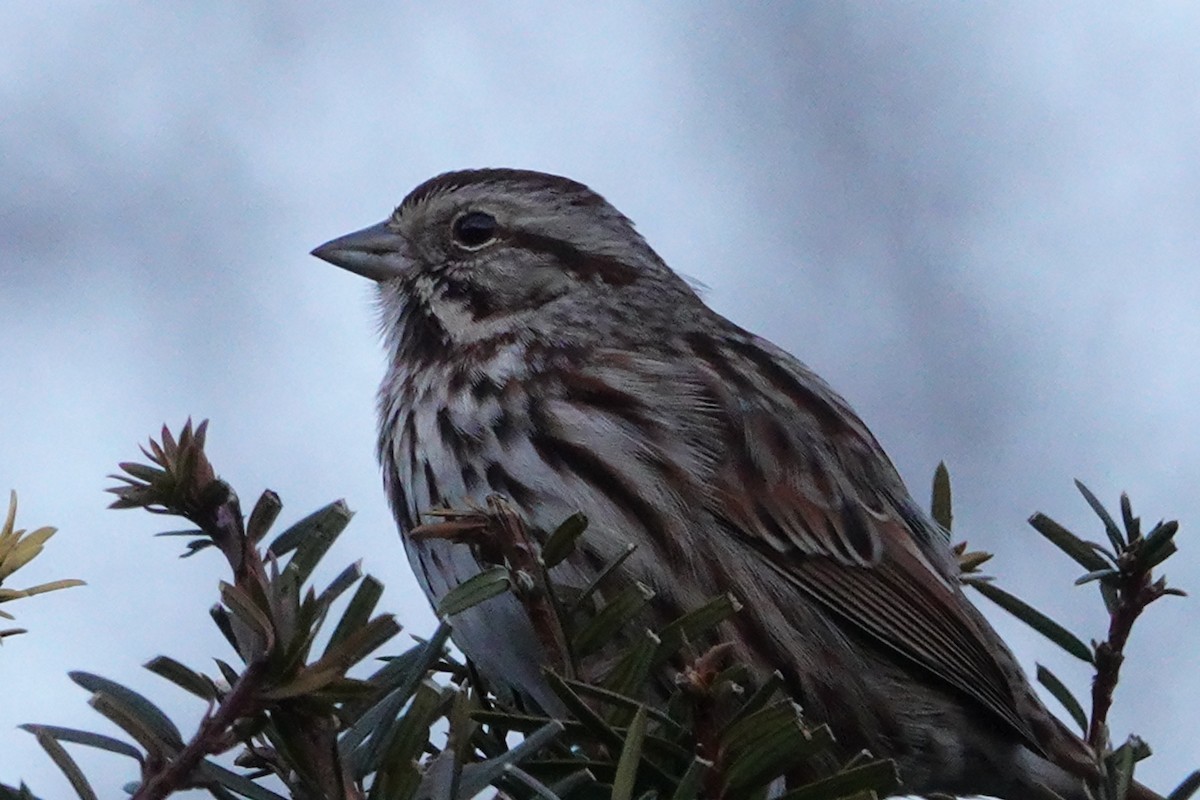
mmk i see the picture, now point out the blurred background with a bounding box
[1,3,1197,796]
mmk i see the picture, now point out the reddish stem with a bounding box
[132,661,266,800]
[1087,566,1157,748]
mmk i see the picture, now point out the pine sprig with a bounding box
[937,465,1194,800]
[25,422,407,800]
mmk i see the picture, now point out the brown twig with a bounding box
[411,496,575,679]
[1087,560,1167,748]
[132,660,267,800]
[678,643,735,799]
[485,496,575,679]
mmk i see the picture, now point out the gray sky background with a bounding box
[1,4,1197,797]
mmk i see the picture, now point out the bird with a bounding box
[312,168,1160,799]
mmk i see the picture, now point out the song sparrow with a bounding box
[313,168,1158,800]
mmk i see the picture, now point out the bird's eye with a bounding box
[451,211,498,249]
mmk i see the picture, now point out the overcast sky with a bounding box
[1,4,1197,797]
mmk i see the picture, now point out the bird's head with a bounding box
[312,168,699,351]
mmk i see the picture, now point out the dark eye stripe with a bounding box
[509,230,638,286]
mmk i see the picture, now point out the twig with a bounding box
[132,660,267,800]
[1087,560,1167,748]
[412,496,575,679]
[485,496,575,680]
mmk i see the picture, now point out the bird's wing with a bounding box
[685,331,1042,750]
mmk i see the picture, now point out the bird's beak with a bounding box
[310,221,410,282]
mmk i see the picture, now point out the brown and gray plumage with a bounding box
[312,168,1158,799]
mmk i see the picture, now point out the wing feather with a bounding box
[696,332,1043,751]
[577,337,1041,752]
